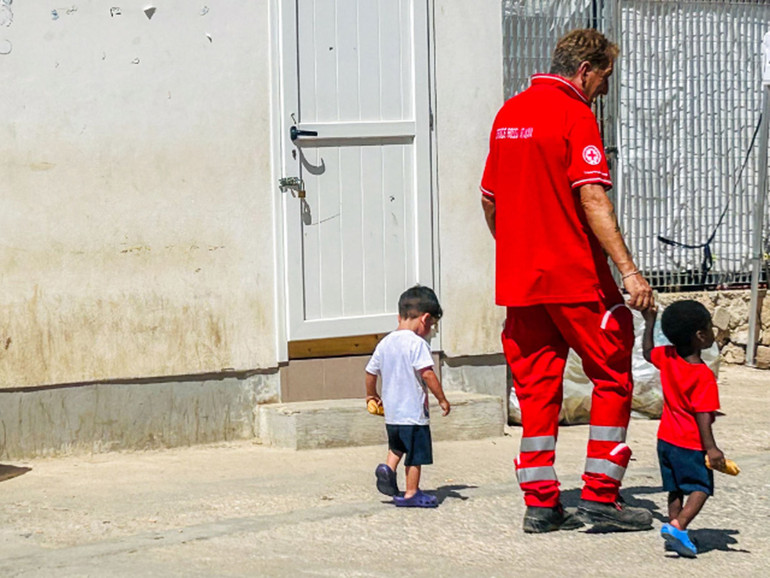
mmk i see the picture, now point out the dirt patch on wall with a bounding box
[0,287,272,388]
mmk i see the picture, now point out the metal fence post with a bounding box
[747,31,770,367]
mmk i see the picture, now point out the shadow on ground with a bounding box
[689,528,750,554]
[0,464,31,483]
[434,484,477,504]
[560,485,662,514]
[377,484,478,506]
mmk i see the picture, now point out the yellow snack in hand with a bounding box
[367,399,384,416]
[705,455,740,476]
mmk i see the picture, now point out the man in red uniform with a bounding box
[480,29,655,533]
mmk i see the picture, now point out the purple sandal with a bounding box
[375,464,399,496]
[393,490,438,508]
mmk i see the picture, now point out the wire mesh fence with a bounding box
[502,0,770,291]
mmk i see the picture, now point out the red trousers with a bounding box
[502,298,635,507]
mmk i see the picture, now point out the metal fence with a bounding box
[503,0,770,291]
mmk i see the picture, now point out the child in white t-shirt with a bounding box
[365,285,450,508]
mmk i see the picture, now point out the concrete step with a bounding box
[257,392,505,450]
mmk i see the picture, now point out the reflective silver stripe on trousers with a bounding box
[589,425,627,443]
[519,435,556,452]
[600,303,625,329]
[584,458,626,482]
[516,465,558,484]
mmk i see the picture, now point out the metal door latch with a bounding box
[290,126,319,141]
[279,176,306,198]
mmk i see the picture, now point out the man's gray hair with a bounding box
[550,28,619,76]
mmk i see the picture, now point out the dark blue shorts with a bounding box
[657,439,714,496]
[386,424,433,466]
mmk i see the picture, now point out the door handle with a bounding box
[279,176,306,199]
[290,126,318,141]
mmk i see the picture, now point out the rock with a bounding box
[755,345,770,369]
[712,306,731,331]
[699,293,716,314]
[721,342,746,365]
[762,299,770,329]
[727,299,749,330]
[731,328,750,346]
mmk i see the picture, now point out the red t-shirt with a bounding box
[651,345,720,450]
[480,74,618,306]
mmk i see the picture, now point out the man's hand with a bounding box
[439,399,451,416]
[623,272,654,311]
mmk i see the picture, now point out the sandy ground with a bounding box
[0,364,768,577]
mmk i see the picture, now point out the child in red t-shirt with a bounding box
[642,300,725,559]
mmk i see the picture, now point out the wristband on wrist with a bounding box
[621,270,640,280]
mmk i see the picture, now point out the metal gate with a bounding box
[503,0,770,291]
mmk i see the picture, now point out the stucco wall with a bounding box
[434,1,505,357]
[0,2,276,388]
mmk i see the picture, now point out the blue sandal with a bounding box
[661,523,697,558]
[393,490,438,508]
[375,464,399,496]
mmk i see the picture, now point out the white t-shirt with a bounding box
[365,330,435,425]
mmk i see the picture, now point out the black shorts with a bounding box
[386,424,433,466]
[657,439,714,496]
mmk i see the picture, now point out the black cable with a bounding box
[657,113,764,286]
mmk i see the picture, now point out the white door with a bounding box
[279,0,434,342]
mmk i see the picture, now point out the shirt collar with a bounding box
[531,73,589,105]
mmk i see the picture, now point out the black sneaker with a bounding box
[577,498,653,532]
[523,505,585,534]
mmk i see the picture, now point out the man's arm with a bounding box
[481,196,496,239]
[579,184,653,310]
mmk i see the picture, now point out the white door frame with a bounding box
[270,0,438,361]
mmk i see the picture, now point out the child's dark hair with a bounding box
[398,285,442,321]
[660,300,711,348]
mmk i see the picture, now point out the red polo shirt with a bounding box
[481,74,616,306]
[651,346,720,450]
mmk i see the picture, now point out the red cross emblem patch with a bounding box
[582,145,602,166]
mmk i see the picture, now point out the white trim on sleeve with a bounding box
[480,185,495,198]
[572,177,613,189]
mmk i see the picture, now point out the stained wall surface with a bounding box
[1,0,508,393]
[434,1,505,357]
[0,2,277,388]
